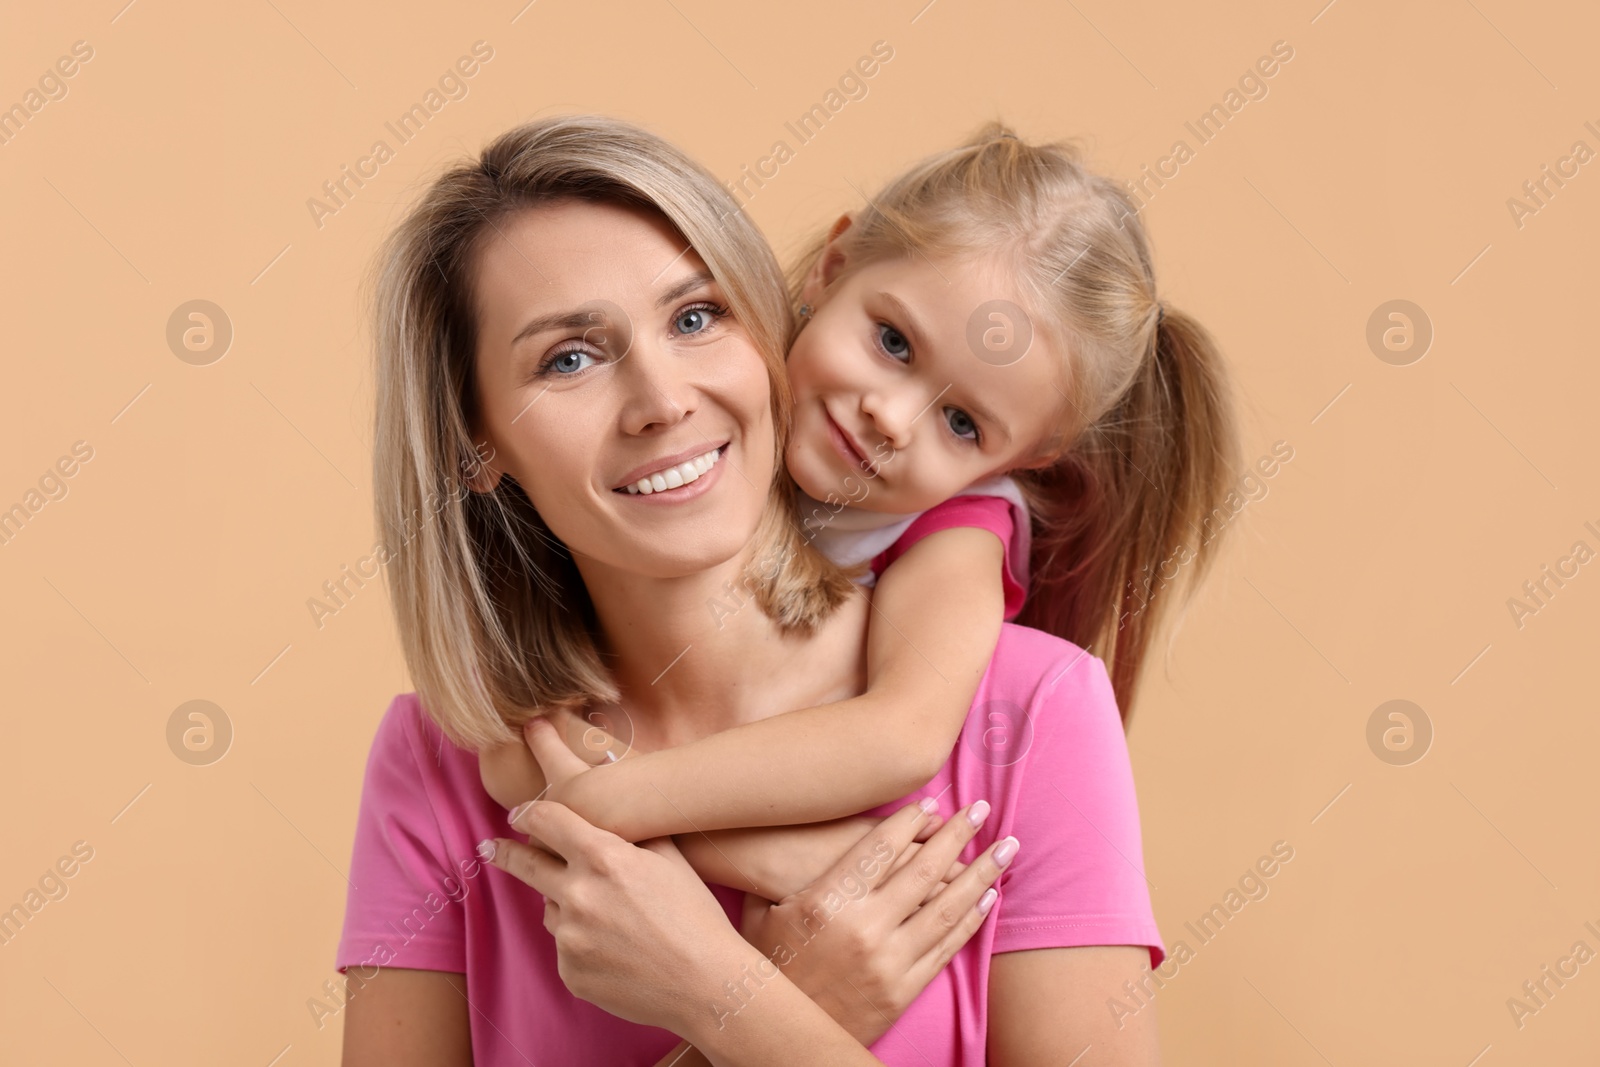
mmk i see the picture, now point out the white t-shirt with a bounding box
[797,475,1031,590]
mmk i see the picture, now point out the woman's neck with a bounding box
[572,547,869,746]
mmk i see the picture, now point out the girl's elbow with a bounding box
[901,733,955,789]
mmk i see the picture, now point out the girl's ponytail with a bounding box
[1017,304,1238,722]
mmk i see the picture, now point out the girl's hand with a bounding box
[478,710,626,822]
[481,803,756,1036]
[739,799,1015,1047]
[478,736,543,812]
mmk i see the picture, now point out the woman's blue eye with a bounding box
[944,407,978,441]
[676,307,711,334]
[878,323,910,360]
[548,349,597,375]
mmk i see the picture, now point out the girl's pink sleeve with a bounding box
[877,495,1027,619]
[335,695,469,975]
[990,645,1166,968]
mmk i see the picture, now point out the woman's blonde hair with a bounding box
[371,114,853,750]
[788,122,1240,721]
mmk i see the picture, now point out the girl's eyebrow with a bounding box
[876,291,929,352]
[960,393,1011,446]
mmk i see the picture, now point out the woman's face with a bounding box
[469,199,776,579]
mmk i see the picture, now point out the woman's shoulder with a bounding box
[363,690,436,760]
[355,691,485,804]
[966,625,1162,965]
[984,623,1117,711]
[954,624,1127,780]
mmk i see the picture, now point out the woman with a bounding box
[338,115,1164,1064]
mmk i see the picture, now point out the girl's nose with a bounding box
[859,388,921,451]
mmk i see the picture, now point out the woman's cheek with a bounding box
[513,429,593,522]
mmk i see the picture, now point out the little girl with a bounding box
[479,122,1238,884]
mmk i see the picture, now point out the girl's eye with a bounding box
[944,406,980,442]
[877,323,910,361]
[544,348,599,376]
[674,303,721,335]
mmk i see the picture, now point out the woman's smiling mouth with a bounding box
[614,443,727,497]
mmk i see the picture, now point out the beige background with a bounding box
[2,0,1595,1063]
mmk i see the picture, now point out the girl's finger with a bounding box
[901,835,1017,949]
[523,716,592,785]
[559,706,627,763]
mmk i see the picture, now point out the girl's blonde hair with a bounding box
[788,122,1240,721]
[371,114,853,750]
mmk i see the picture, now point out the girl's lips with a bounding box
[823,409,873,472]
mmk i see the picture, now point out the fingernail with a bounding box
[976,888,998,916]
[508,801,533,826]
[919,797,939,815]
[476,839,497,862]
[603,750,618,764]
[966,800,991,827]
[993,836,1020,867]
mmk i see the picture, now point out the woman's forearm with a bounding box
[671,947,888,1067]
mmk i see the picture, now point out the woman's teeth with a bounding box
[622,446,723,495]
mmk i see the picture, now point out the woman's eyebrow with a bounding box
[509,270,716,350]
[510,307,605,349]
[655,269,716,308]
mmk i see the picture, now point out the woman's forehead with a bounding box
[476,200,708,315]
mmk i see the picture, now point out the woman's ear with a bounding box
[462,436,503,494]
[800,213,854,308]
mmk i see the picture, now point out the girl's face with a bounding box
[785,249,1066,515]
[469,199,775,579]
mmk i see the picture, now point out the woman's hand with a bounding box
[481,800,755,1035]
[740,799,1017,1046]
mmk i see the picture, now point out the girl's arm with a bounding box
[554,525,1008,842]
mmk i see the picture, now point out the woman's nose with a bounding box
[617,336,698,435]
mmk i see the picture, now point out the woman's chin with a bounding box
[585,516,759,581]
[618,544,750,581]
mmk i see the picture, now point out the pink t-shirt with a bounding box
[873,494,1029,620]
[336,625,1163,1065]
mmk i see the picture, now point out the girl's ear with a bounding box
[800,213,854,307]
